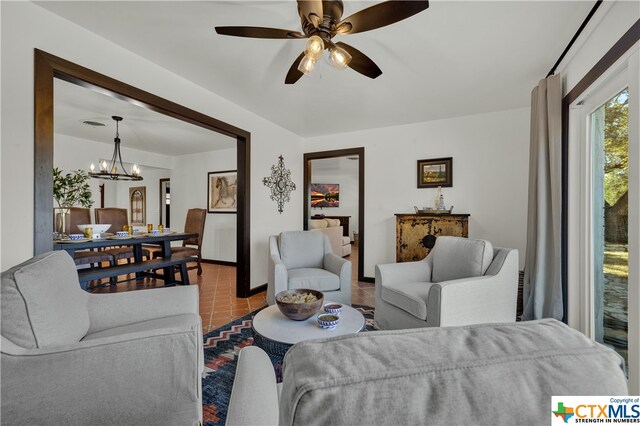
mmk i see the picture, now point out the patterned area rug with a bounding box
[201,304,375,425]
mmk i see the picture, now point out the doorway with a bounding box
[303,148,365,282]
[34,49,252,298]
[159,178,170,228]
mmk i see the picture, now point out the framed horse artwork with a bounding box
[207,170,237,213]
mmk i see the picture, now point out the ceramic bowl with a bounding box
[150,229,161,235]
[76,224,111,235]
[317,314,340,329]
[115,231,129,237]
[68,234,84,240]
[323,303,343,316]
[275,289,324,321]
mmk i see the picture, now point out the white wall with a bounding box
[172,148,237,263]
[0,1,304,289]
[311,161,359,241]
[306,107,530,276]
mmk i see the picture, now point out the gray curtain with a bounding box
[523,74,563,320]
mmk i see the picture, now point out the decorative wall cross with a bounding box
[263,155,296,214]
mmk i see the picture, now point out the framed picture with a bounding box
[129,186,146,225]
[417,157,453,188]
[208,170,237,213]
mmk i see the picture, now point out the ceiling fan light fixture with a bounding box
[297,55,317,75]
[328,45,352,69]
[304,35,325,60]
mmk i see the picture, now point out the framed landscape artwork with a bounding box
[310,183,340,208]
[208,170,237,213]
[417,157,453,188]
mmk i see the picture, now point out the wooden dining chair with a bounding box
[148,208,207,275]
[94,208,135,263]
[67,208,115,270]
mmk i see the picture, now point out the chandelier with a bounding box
[89,116,142,181]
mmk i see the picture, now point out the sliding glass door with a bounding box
[590,88,629,367]
[568,50,639,393]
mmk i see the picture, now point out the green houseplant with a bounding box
[53,167,94,236]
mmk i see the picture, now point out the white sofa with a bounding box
[375,236,518,330]
[309,218,351,257]
[226,319,628,425]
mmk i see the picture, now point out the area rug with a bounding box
[201,304,375,425]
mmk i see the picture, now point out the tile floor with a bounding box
[90,243,375,334]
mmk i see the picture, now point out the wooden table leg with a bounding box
[133,243,144,279]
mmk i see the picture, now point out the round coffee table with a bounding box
[252,302,366,356]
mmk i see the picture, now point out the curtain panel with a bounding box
[523,74,563,321]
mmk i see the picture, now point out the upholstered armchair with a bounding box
[267,231,351,306]
[374,236,518,330]
[1,251,203,425]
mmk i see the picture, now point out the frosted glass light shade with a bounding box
[298,55,316,75]
[304,35,324,60]
[329,46,352,69]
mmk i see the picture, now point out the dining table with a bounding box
[53,232,198,289]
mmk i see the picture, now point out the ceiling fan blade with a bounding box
[335,42,382,79]
[297,0,323,28]
[336,0,429,35]
[215,26,306,39]
[285,52,306,84]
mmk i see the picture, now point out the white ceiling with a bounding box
[54,78,237,155]
[40,1,593,137]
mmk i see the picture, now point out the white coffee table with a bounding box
[252,302,366,356]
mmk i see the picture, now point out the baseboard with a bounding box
[361,276,374,283]
[201,259,237,267]
[249,283,267,296]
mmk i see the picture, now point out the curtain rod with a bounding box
[546,0,603,77]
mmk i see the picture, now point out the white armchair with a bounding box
[1,251,203,425]
[374,236,518,330]
[267,231,351,306]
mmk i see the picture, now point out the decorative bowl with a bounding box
[68,234,84,240]
[323,303,343,316]
[275,289,324,321]
[150,229,161,235]
[76,224,112,235]
[115,231,129,237]
[317,314,340,329]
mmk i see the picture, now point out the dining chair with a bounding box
[68,208,115,270]
[147,208,207,275]
[94,208,135,263]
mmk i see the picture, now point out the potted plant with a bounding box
[53,167,94,236]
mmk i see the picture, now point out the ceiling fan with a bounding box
[215,0,430,84]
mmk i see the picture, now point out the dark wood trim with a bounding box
[565,19,640,105]
[34,51,54,256]
[561,19,640,323]
[33,49,252,298]
[236,135,251,297]
[248,283,267,296]
[99,184,105,208]
[201,258,237,267]
[303,147,365,282]
[361,276,375,284]
[159,178,169,225]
